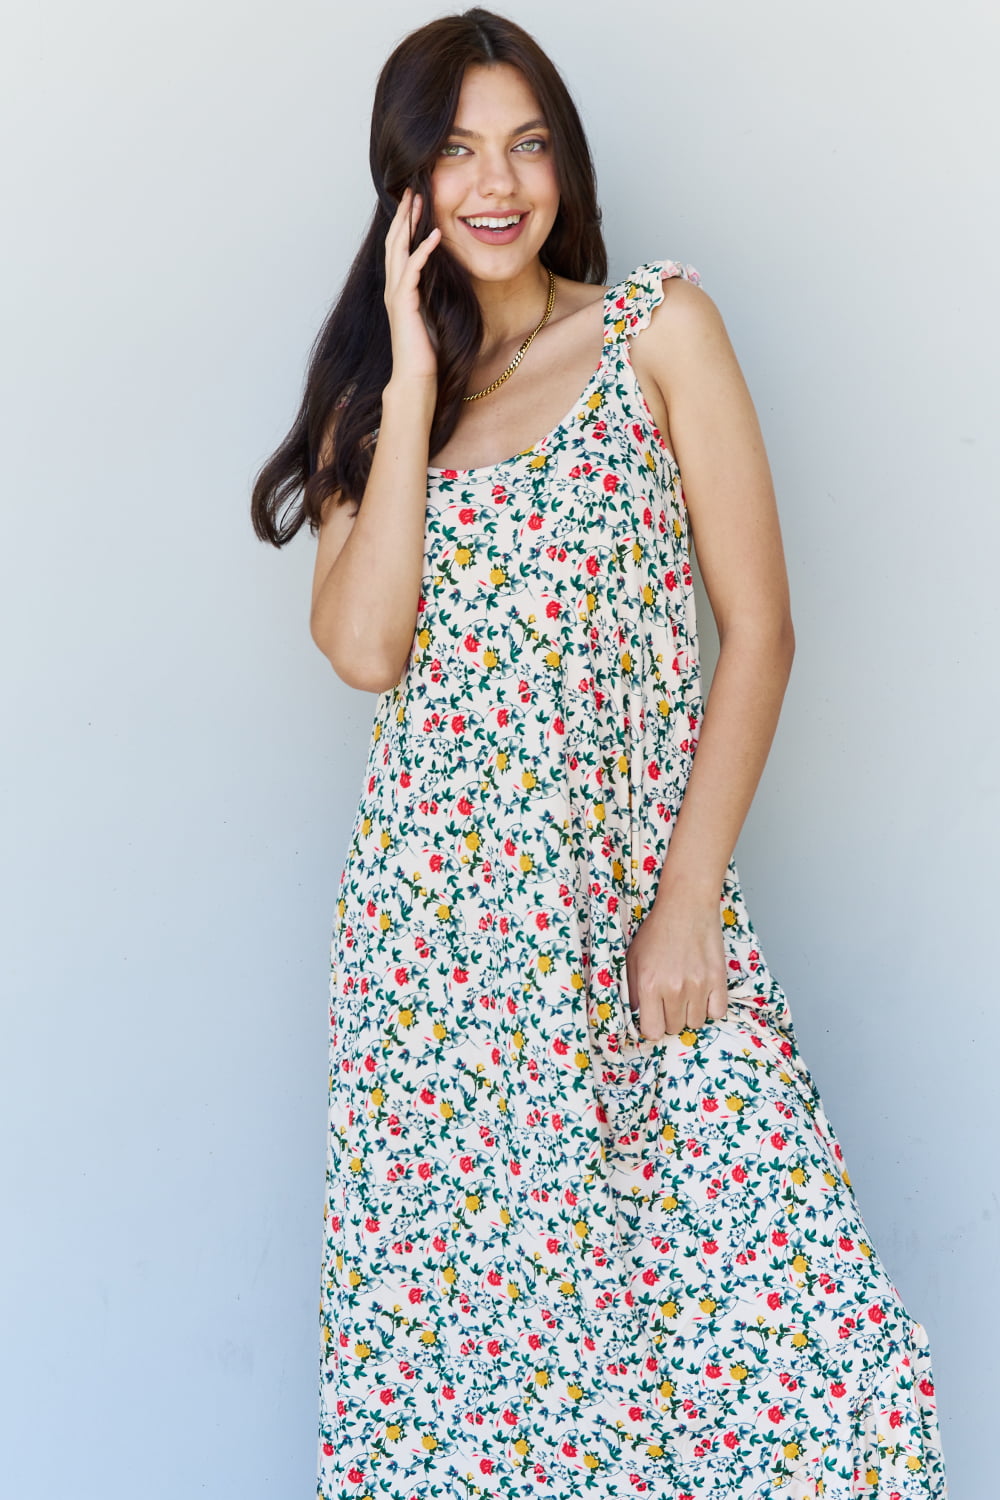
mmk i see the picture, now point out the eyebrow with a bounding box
[447,117,548,140]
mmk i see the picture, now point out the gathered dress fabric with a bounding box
[317,260,948,1499]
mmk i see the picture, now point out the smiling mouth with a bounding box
[459,212,527,231]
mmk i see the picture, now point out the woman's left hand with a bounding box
[625,888,729,1038]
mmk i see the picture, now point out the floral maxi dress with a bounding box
[318,260,948,1499]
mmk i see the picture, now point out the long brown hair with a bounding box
[250,7,607,548]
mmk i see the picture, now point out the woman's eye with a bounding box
[514,138,546,153]
[440,143,468,157]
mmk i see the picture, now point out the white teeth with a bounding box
[463,214,524,229]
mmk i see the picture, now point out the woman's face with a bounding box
[429,63,560,283]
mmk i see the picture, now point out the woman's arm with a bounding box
[625,275,796,1038]
[310,377,437,692]
[309,187,442,693]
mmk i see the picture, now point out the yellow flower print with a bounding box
[586,391,604,409]
[490,566,506,585]
[791,1254,809,1272]
[583,1453,601,1469]
[435,903,451,921]
[574,1051,590,1069]
[790,1166,806,1184]
[791,1331,808,1347]
[454,546,472,566]
[440,1100,454,1118]
[420,1329,436,1344]
[398,1008,414,1026]
[725,1095,744,1111]
[680,1028,698,1045]
[699,1296,717,1314]
[355,1342,371,1358]
[464,830,480,851]
[729,1364,748,1380]
[528,454,548,468]
[521,770,536,790]
[417,627,431,649]
[722,907,737,926]
[483,649,498,668]
[431,1024,446,1041]
[421,1433,437,1450]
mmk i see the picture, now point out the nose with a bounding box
[475,145,518,200]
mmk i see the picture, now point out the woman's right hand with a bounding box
[383,187,442,386]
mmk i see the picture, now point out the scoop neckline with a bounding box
[426,276,627,480]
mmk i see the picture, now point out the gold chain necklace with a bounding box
[462,269,556,402]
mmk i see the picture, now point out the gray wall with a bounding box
[2,1,994,1495]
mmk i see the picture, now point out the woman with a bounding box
[252,9,948,1498]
